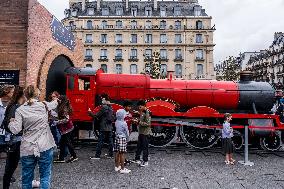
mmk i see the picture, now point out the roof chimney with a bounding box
[125,0,129,11]
[154,0,158,11]
[97,0,101,11]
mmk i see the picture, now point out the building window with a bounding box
[116,64,122,74]
[175,49,182,59]
[100,34,107,43]
[130,49,137,59]
[145,20,152,29]
[85,34,93,43]
[100,49,107,59]
[196,34,203,43]
[196,49,204,60]
[196,20,203,29]
[197,64,204,77]
[116,20,123,28]
[175,34,182,43]
[160,64,167,78]
[194,6,201,16]
[145,7,152,16]
[115,34,122,43]
[175,21,181,30]
[145,34,152,44]
[130,64,138,74]
[87,8,94,15]
[160,34,167,43]
[101,20,107,29]
[130,34,137,43]
[101,64,107,73]
[175,64,182,78]
[131,20,137,29]
[115,49,123,59]
[71,9,77,17]
[160,20,166,29]
[85,49,93,59]
[116,7,123,16]
[86,64,92,68]
[131,8,137,17]
[145,49,152,59]
[86,20,93,29]
[174,7,181,16]
[160,8,166,17]
[160,49,167,60]
[102,8,109,16]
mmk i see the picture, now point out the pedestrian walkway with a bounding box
[0,146,283,189]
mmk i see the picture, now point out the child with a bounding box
[114,109,131,174]
[222,113,235,165]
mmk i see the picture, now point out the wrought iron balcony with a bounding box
[114,56,123,62]
[98,56,108,62]
[84,56,93,61]
[129,56,139,62]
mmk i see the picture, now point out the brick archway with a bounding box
[37,43,84,99]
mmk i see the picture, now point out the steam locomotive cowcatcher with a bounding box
[65,68,284,151]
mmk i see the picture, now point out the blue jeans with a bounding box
[95,131,113,158]
[21,148,54,189]
[50,122,61,146]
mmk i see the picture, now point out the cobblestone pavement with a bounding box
[0,144,284,189]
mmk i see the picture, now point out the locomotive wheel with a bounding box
[180,126,219,149]
[260,133,282,151]
[149,125,178,147]
[232,130,244,150]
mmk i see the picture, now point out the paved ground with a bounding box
[0,144,284,189]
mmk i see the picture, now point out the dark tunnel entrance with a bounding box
[46,55,73,99]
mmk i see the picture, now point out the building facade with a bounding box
[62,0,215,79]
[246,32,284,88]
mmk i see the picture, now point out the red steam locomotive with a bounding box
[65,67,284,151]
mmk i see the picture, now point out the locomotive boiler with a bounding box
[65,68,284,151]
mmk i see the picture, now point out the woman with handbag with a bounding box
[53,95,78,163]
[2,86,25,189]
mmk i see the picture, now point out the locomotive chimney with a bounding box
[167,71,175,81]
[239,71,253,82]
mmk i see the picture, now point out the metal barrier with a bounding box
[239,125,254,166]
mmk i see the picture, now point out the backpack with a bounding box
[105,106,114,124]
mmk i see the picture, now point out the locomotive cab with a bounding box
[65,67,97,123]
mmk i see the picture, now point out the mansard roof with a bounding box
[66,0,208,17]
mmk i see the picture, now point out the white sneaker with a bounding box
[134,160,141,164]
[115,166,121,172]
[32,180,40,188]
[140,161,149,167]
[120,168,131,174]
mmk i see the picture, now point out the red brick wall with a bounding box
[0,0,29,86]
[27,0,84,94]
[0,0,84,98]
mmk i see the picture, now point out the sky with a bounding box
[38,0,284,64]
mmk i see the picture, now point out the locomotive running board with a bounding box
[151,118,208,127]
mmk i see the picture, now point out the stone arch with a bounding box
[37,43,84,99]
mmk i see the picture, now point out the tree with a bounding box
[216,56,241,81]
[144,51,162,79]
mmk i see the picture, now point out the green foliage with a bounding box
[216,56,241,81]
[144,51,162,79]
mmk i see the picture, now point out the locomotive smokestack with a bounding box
[167,71,175,80]
[239,71,253,82]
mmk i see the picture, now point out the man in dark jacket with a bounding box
[134,100,151,167]
[88,94,114,159]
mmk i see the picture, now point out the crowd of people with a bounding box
[0,84,238,188]
[0,85,152,188]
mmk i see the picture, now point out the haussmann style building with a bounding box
[62,0,215,79]
[245,32,284,88]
